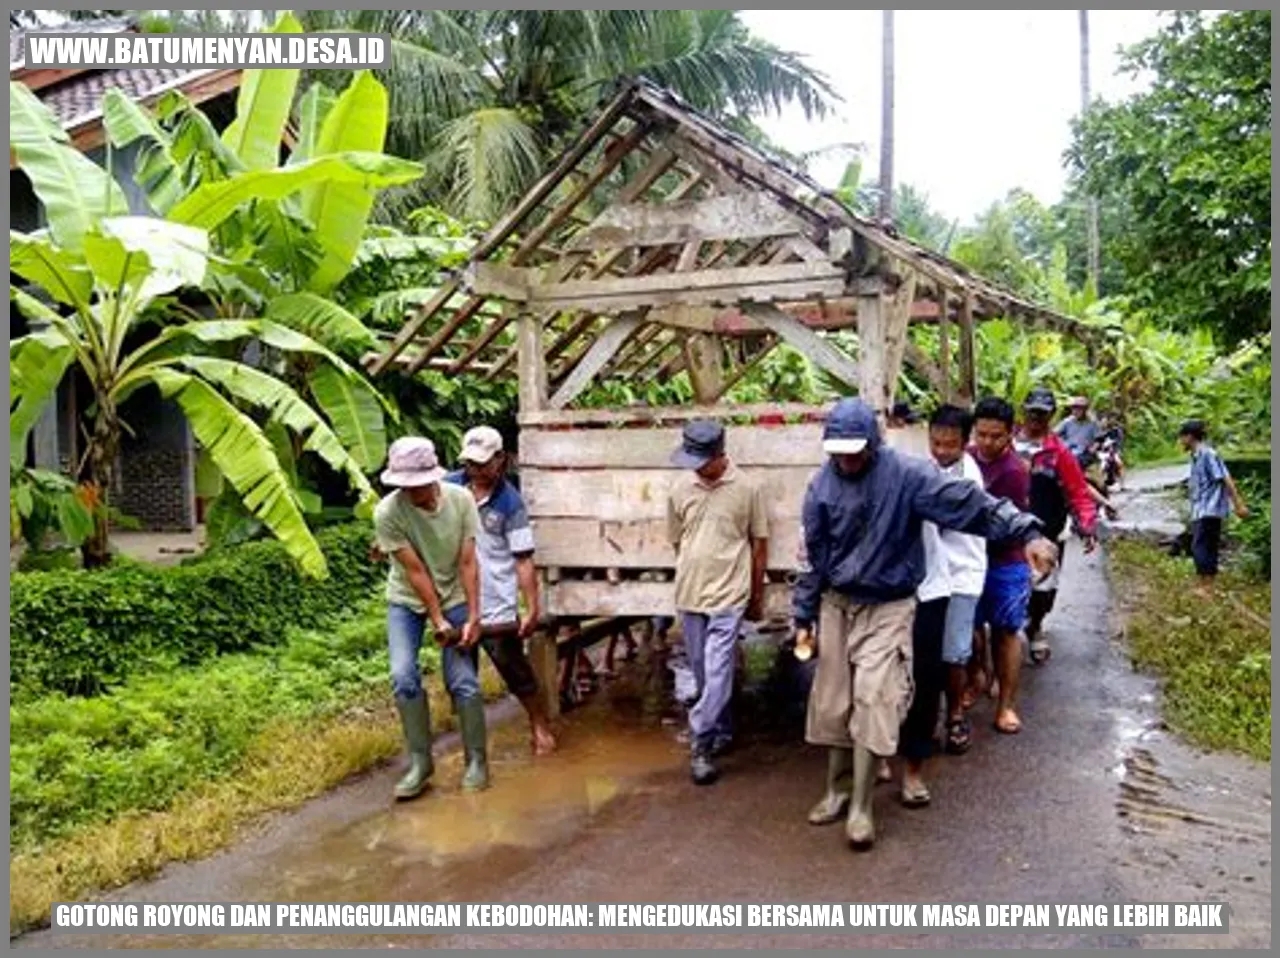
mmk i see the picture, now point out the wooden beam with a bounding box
[937,288,952,402]
[682,332,727,405]
[526,260,846,314]
[882,271,918,412]
[547,311,646,409]
[517,311,548,415]
[958,291,977,403]
[565,192,811,252]
[518,401,826,429]
[856,293,886,416]
[714,334,780,400]
[903,340,948,398]
[742,303,860,391]
[370,84,637,375]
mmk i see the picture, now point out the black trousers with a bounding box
[1191,517,1223,576]
[899,597,949,761]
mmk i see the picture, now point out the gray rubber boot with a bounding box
[456,696,490,792]
[807,747,853,825]
[393,693,434,800]
[846,745,877,849]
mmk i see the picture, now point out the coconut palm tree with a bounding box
[287,9,839,221]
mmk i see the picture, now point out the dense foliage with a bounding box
[9,523,380,699]
[10,603,409,850]
[1068,11,1271,346]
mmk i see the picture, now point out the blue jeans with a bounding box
[388,603,480,703]
[680,608,744,751]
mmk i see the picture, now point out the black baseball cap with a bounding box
[670,419,726,469]
[1023,387,1057,414]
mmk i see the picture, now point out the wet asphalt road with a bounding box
[18,506,1272,949]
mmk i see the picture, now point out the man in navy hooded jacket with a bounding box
[796,398,1056,851]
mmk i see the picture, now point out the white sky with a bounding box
[740,9,1166,223]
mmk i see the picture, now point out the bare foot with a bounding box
[531,725,557,756]
[994,708,1022,734]
[876,758,893,783]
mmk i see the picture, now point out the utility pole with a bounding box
[878,9,895,224]
[1080,10,1101,292]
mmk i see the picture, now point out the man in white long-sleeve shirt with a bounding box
[932,405,988,755]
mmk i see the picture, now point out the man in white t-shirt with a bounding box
[931,405,988,755]
[893,405,988,805]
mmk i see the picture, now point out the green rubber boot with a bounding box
[393,693,434,800]
[807,747,853,825]
[456,696,490,792]
[846,745,877,849]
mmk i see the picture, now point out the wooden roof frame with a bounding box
[368,78,1094,418]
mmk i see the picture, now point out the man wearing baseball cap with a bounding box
[667,419,770,786]
[796,397,1055,851]
[445,425,557,756]
[1016,387,1098,664]
[374,436,487,800]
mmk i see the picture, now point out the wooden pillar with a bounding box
[937,288,952,403]
[682,331,726,405]
[882,271,917,412]
[517,310,548,415]
[957,291,976,404]
[856,294,887,418]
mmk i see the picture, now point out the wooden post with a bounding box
[957,291,976,404]
[856,293,887,418]
[882,271,917,411]
[517,310,548,415]
[682,331,726,404]
[937,288,952,403]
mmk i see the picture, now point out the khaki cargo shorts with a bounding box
[805,593,916,757]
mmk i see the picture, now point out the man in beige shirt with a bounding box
[667,420,769,786]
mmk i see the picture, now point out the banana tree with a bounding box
[9,69,417,574]
[103,25,422,478]
[10,220,380,575]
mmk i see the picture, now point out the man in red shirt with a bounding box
[1015,387,1099,664]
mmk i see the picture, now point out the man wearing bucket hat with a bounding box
[795,397,1055,851]
[667,419,769,786]
[445,425,557,757]
[374,436,487,800]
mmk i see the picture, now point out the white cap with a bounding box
[822,438,868,455]
[459,426,504,464]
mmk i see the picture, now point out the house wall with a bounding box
[113,386,197,532]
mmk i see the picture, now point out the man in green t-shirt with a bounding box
[373,436,485,800]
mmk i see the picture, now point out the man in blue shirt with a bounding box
[445,426,558,756]
[1177,420,1249,593]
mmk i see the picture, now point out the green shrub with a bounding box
[9,603,422,850]
[1232,473,1271,580]
[9,523,380,699]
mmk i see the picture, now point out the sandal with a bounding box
[1029,637,1051,665]
[901,781,931,808]
[944,717,972,755]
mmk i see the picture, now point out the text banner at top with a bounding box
[22,33,390,70]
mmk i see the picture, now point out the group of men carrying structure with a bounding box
[369,388,1248,851]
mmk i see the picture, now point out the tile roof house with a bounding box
[11,17,244,533]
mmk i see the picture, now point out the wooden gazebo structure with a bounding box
[368,79,1087,698]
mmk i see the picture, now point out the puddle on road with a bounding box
[241,671,688,904]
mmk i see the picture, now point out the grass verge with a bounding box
[1108,538,1271,762]
[9,631,508,936]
